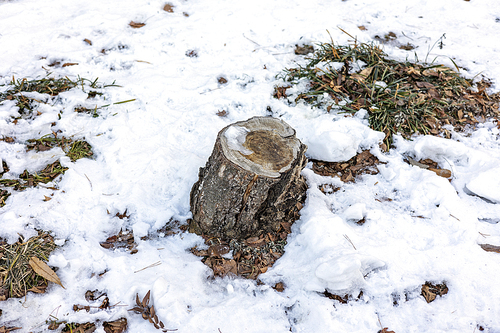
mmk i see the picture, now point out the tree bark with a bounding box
[189,116,307,240]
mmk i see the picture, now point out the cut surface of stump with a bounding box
[189,116,307,240]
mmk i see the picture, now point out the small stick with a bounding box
[84,173,93,191]
[343,234,357,250]
[134,261,162,273]
[243,34,260,46]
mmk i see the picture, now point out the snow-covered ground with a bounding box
[1,0,500,332]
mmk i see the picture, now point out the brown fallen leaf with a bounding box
[103,318,127,333]
[62,62,78,67]
[129,21,145,28]
[83,38,92,45]
[43,195,52,201]
[216,110,227,117]
[378,328,396,333]
[479,243,500,253]
[273,282,285,292]
[28,257,65,289]
[428,168,452,178]
[163,3,174,12]
[351,66,374,82]
[421,282,448,303]
[416,81,435,89]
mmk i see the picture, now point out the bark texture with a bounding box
[189,116,307,240]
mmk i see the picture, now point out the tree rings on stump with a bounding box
[189,116,307,240]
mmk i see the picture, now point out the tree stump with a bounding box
[189,116,307,240]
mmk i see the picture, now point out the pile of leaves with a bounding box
[99,228,138,254]
[276,40,500,148]
[0,231,58,299]
[192,225,291,280]
[312,150,381,182]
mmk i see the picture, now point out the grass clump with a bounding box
[0,231,56,299]
[0,161,68,191]
[0,75,123,120]
[0,76,81,117]
[27,134,93,162]
[277,40,500,148]
[27,134,72,152]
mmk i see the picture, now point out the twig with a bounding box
[343,234,357,250]
[243,34,260,46]
[84,173,92,191]
[134,261,162,273]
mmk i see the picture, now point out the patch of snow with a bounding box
[223,125,253,155]
[465,167,500,203]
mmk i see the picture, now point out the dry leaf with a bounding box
[83,39,92,45]
[129,21,145,28]
[62,63,78,67]
[416,81,435,89]
[358,25,367,31]
[406,67,421,76]
[379,328,396,333]
[273,282,285,292]
[479,243,500,253]
[43,195,52,201]
[351,66,373,82]
[163,3,174,12]
[216,110,227,117]
[103,318,127,333]
[428,168,452,178]
[142,290,150,307]
[28,257,65,289]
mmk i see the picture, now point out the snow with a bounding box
[466,168,500,204]
[224,125,253,155]
[1,0,500,332]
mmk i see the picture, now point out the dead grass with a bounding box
[276,40,500,148]
[27,134,93,162]
[0,231,56,299]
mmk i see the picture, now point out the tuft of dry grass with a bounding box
[276,40,500,148]
[0,231,56,299]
